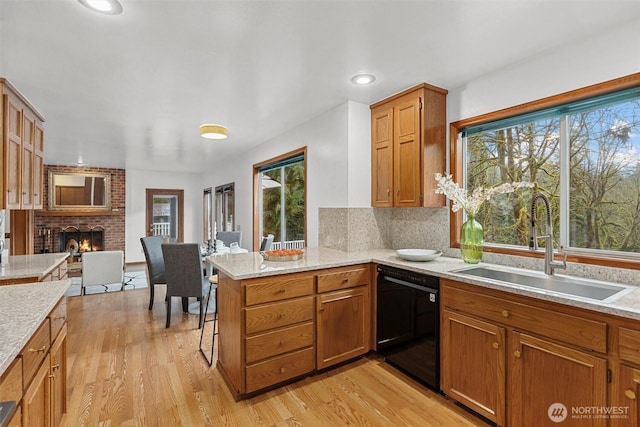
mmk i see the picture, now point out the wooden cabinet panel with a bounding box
[442,281,607,353]
[32,120,44,209]
[6,405,21,427]
[370,83,447,208]
[614,365,640,427]
[4,94,22,209]
[245,347,315,394]
[21,109,36,209]
[50,326,67,427]
[510,332,607,427]
[23,353,50,427]
[620,327,640,366]
[316,286,370,370]
[441,309,506,425]
[49,297,67,342]
[316,265,369,293]
[245,322,314,364]
[22,318,50,389]
[245,296,314,335]
[0,358,22,403]
[371,107,394,207]
[245,274,314,306]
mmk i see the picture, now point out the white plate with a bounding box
[396,249,442,262]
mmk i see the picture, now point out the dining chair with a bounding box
[81,250,124,295]
[259,234,274,251]
[216,231,242,247]
[140,236,166,310]
[161,243,211,329]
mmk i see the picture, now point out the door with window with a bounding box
[146,189,184,242]
[253,148,306,250]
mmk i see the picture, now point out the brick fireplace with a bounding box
[33,165,126,255]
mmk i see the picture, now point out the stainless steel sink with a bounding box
[453,265,634,301]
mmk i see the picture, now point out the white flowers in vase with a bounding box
[434,173,535,216]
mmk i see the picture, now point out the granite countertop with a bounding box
[208,247,640,322]
[0,252,69,281]
[0,279,70,377]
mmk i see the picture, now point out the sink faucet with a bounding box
[529,193,567,275]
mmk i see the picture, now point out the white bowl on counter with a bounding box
[395,249,442,262]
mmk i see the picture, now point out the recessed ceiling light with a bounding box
[200,124,228,140]
[77,0,123,15]
[351,74,376,85]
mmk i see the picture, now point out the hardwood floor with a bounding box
[63,287,491,426]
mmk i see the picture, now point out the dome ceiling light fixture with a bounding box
[77,0,123,15]
[351,73,376,85]
[200,124,228,140]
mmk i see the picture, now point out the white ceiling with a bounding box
[1,0,639,173]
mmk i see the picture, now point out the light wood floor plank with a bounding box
[62,287,491,426]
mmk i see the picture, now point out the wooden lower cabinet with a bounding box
[614,365,640,426]
[50,325,67,427]
[317,286,370,370]
[23,353,50,427]
[510,332,607,427]
[441,309,506,425]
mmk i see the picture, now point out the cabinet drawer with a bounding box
[619,327,640,365]
[21,318,50,389]
[245,297,314,335]
[0,358,22,403]
[246,322,314,364]
[442,284,607,353]
[245,275,314,306]
[317,266,369,293]
[49,297,67,342]
[245,347,315,393]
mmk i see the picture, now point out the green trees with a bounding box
[262,162,305,243]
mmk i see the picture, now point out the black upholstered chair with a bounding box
[140,236,166,310]
[216,231,242,247]
[161,243,211,329]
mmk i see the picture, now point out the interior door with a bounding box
[145,189,184,242]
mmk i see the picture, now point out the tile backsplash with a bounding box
[318,207,640,286]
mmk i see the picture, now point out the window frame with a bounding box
[450,72,640,270]
[252,146,307,251]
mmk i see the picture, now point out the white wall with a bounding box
[125,169,203,263]
[202,101,370,249]
[347,101,371,207]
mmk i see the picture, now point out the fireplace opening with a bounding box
[58,226,104,257]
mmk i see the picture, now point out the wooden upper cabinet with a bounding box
[1,78,45,210]
[370,83,447,207]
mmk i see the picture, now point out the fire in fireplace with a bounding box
[58,226,104,255]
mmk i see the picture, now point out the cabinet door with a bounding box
[32,120,44,209]
[613,365,640,427]
[317,286,370,370]
[21,109,36,209]
[4,95,22,209]
[23,354,51,427]
[441,309,506,425]
[371,106,394,207]
[393,96,422,207]
[510,332,607,427]
[50,326,67,427]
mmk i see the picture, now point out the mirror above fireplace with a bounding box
[48,171,111,212]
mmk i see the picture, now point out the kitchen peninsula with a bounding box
[0,252,69,285]
[210,247,640,424]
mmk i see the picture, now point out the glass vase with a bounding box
[460,215,483,264]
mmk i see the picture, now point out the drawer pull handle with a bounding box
[513,350,521,358]
[280,367,286,374]
[49,374,55,379]
[29,345,46,353]
[625,389,637,400]
[492,342,499,350]
[52,364,60,371]
[278,313,285,319]
[53,315,66,321]
[277,289,286,294]
[502,310,509,318]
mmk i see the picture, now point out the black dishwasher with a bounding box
[376,265,440,390]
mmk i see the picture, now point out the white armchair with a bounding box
[81,250,124,295]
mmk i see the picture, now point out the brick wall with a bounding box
[34,165,126,255]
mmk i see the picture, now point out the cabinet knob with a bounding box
[492,342,499,350]
[513,350,521,358]
[386,189,390,194]
[502,310,509,318]
[625,389,637,400]
[279,340,284,346]
[280,367,286,374]
[342,278,349,283]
